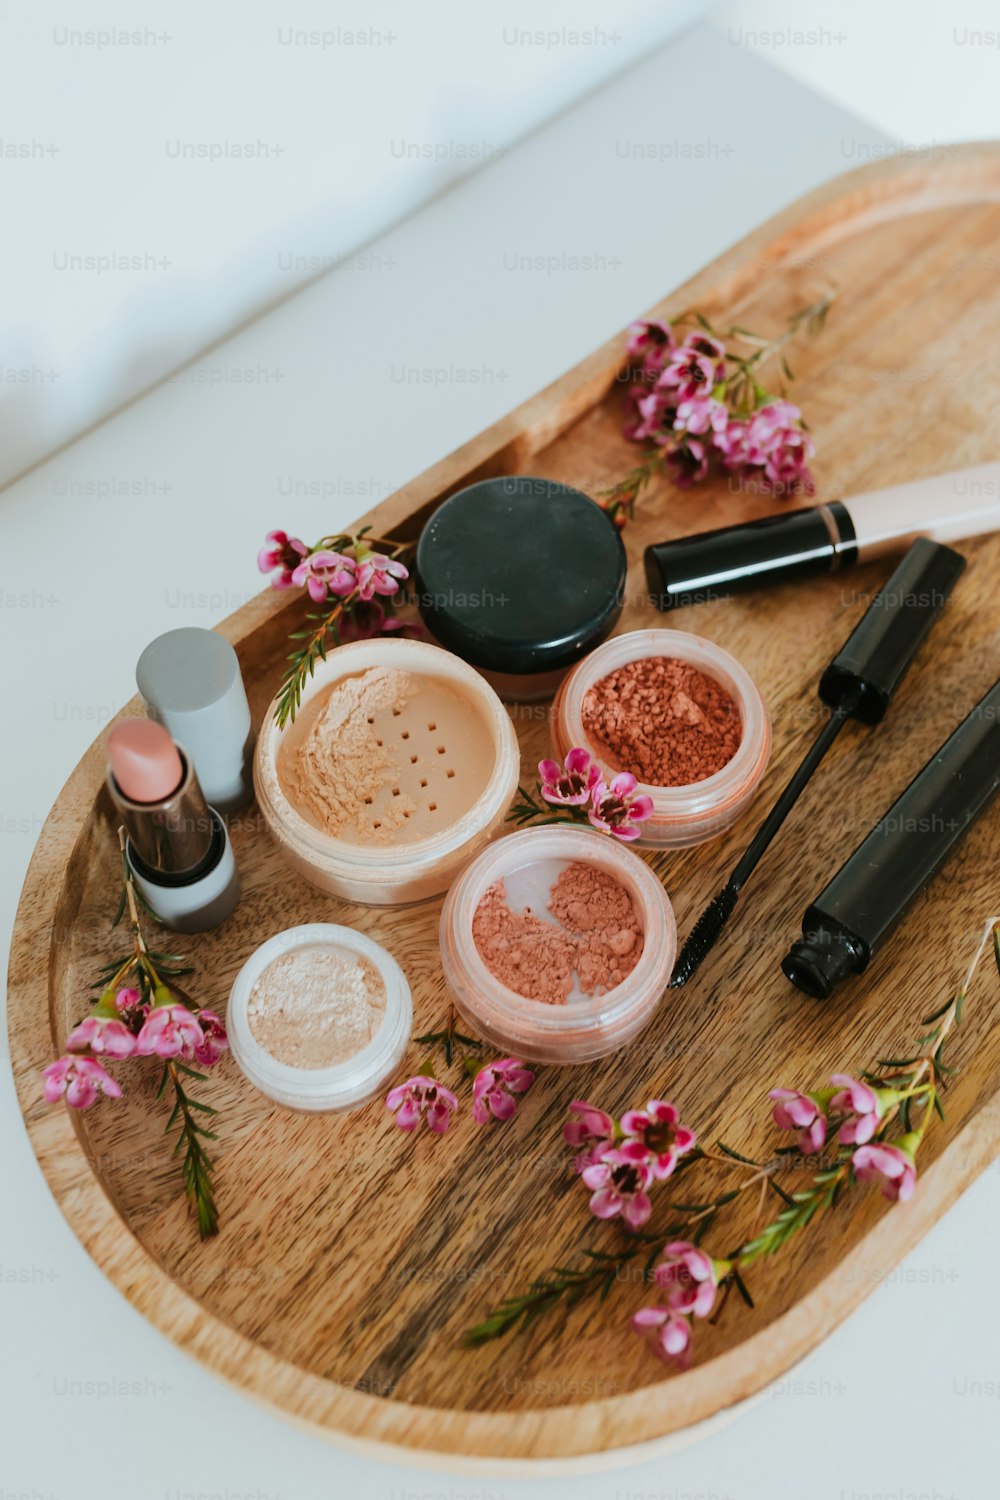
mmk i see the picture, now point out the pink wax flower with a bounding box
[355,552,409,602]
[674,395,728,437]
[42,1055,122,1110]
[65,1014,137,1058]
[658,344,720,404]
[681,330,726,367]
[339,599,422,643]
[136,1003,204,1061]
[539,747,601,807]
[653,1241,723,1319]
[665,437,709,488]
[386,1075,459,1135]
[715,416,750,464]
[291,549,358,603]
[626,319,677,377]
[258,530,309,590]
[743,402,815,494]
[581,1141,653,1229]
[852,1139,918,1203]
[746,398,803,446]
[623,387,674,444]
[769,1087,828,1155]
[620,1099,697,1180]
[114,986,148,1030]
[764,430,815,495]
[829,1073,882,1146]
[564,1098,616,1172]
[589,773,654,841]
[632,1304,692,1363]
[193,1010,228,1068]
[472,1058,536,1124]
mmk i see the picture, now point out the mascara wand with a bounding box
[669,537,966,988]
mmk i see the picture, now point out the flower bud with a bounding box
[94,986,119,1017]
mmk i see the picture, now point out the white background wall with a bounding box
[715,0,1000,142]
[0,0,707,487]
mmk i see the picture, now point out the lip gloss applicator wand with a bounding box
[669,537,966,988]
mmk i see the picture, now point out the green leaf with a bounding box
[733,1269,754,1309]
[715,1139,760,1167]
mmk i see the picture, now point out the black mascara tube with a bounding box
[783,676,1000,999]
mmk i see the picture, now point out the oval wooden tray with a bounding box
[11,145,1000,1471]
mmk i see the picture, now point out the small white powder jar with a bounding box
[255,638,520,906]
[227,924,412,1112]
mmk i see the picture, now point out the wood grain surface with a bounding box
[9,144,1000,1469]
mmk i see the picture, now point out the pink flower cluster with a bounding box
[565,1097,696,1229]
[387,1058,536,1136]
[633,1241,728,1364]
[539,748,653,842]
[624,320,815,494]
[386,1075,459,1134]
[42,987,227,1111]
[258,530,408,604]
[770,1072,917,1202]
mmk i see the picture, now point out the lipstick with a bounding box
[107,719,240,933]
[644,459,1000,609]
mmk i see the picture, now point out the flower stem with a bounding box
[161,1061,219,1239]
[120,826,220,1238]
[738,290,837,376]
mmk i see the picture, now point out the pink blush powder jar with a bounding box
[439,827,676,1064]
[552,628,771,850]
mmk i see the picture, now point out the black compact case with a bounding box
[414,477,627,695]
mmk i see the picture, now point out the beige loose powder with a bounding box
[279,664,495,846]
[247,946,386,1068]
[283,665,417,842]
[472,860,644,1004]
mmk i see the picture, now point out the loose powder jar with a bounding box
[440,827,676,1063]
[227,924,412,1111]
[414,476,627,702]
[255,638,520,904]
[552,629,771,849]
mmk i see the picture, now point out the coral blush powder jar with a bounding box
[440,827,676,1064]
[552,629,771,849]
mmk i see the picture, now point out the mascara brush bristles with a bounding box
[670,884,741,988]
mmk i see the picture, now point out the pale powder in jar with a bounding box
[247,946,386,1068]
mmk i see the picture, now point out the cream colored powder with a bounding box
[284,665,418,842]
[247,946,386,1069]
[278,664,495,847]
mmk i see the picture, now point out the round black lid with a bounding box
[415,477,627,674]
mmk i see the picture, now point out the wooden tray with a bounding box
[10,144,1000,1471]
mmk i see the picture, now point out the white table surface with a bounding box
[3,22,997,1500]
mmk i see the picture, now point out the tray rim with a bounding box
[9,142,1000,1468]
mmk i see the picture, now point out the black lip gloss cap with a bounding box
[644,502,858,610]
[818,537,966,723]
[781,926,867,999]
[783,674,1000,1000]
[415,477,627,674]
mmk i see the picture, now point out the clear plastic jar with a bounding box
[254,638,520,905]
[439,826,676,1064]
[227,924,412,1112]
[551,628,771,850]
